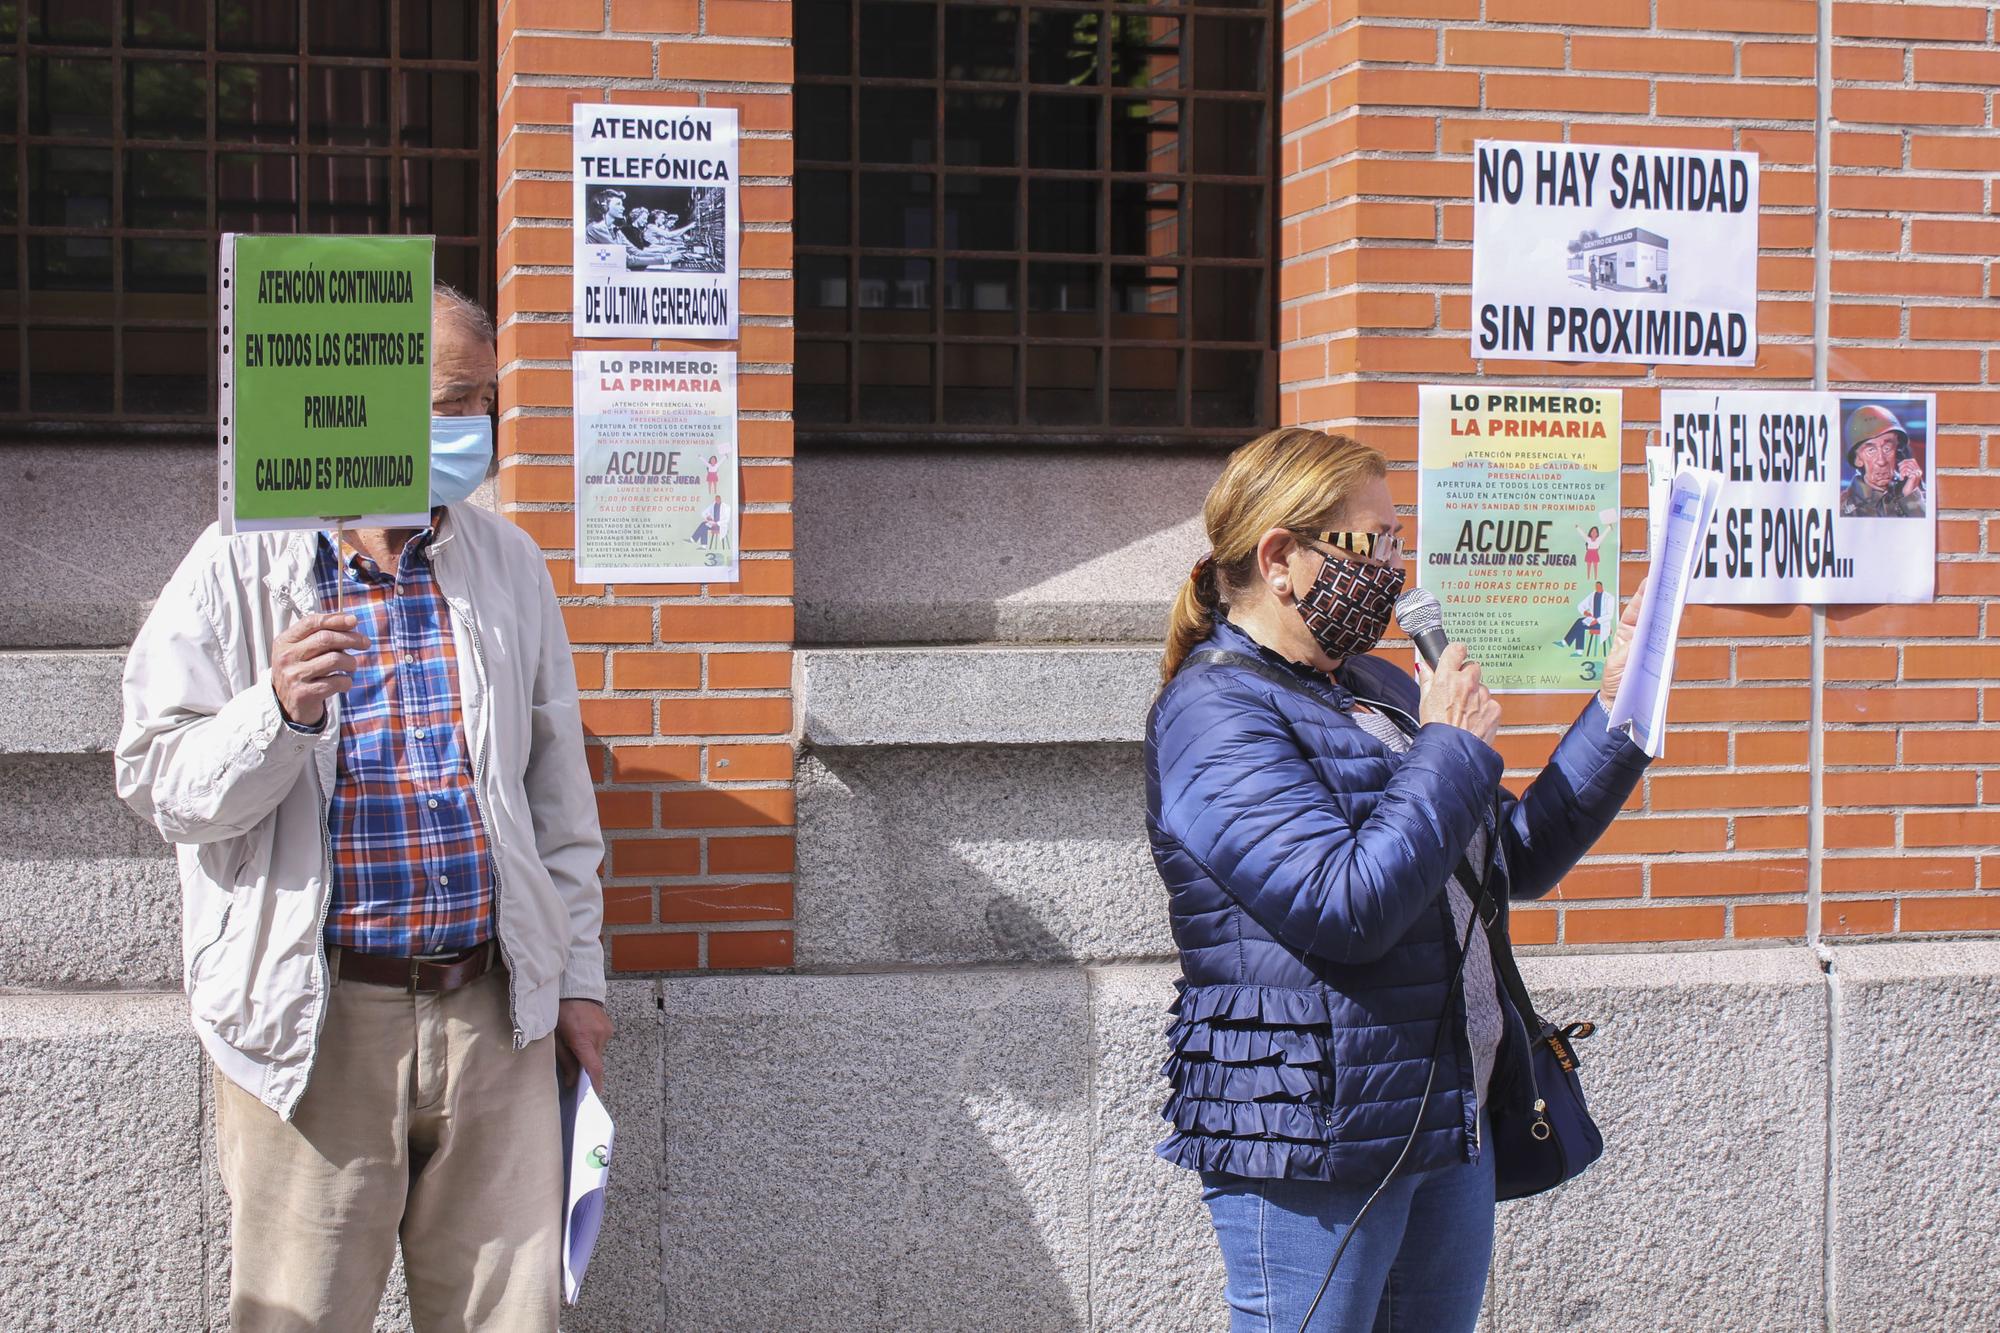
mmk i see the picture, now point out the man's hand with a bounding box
[556,998,615,1091]
[1600,577,1650,703]
[1416,642,1502,745]
[272,613,369,726]
[1897,456,1924,493]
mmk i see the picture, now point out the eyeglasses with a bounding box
[1298,529,1403,564]
[1854,434,1901,462]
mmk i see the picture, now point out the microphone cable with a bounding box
[1295,896,1482,1333]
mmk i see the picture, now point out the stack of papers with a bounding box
[1606,465,1726,758]
[561,1071,615,1304]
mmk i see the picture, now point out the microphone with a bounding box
[1395,588,1450,669]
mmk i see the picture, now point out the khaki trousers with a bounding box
[213,960,562,1333]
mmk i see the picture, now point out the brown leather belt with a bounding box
[334,942,496,993]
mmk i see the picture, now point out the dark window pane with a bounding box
[1110,15,1182,90]
[1027,262,1098,332]
[127,150,208,229]
[0,329,19,412]
[944,343,1014,424]
[1028,94,1095,170]
[1112,264,1178,340]
[798,254,850,333]
[32,59,114,138]
[30,148,113,226]
[945,5,1019,81]
[0,57,15,124]
[944,91,1016,168]
[217,64,299,144]
[29,327,113,412]
[1109,346,1178,426]
[857,256,931,335]
[943,174,1014,252]
[1191,266,1263,343]
[129,0,206,48]
[401,0,476,60]
[1191,98,1264,176]
[126,238,208,292]
[29,235,112,290]
[1111,180,1179,256]
[858,87,934,165]
[0,154,16,226]
[218,152,298,232]
[38,0,115,43]
[797,85,851,164]
[798,340,849,423]
[400,72,482,150]
[401,158,479,239]
[127,62,207,141]
[1111,98,1181,174]
[943,259,1015,336]
[1028,178,1095,254]
[306,155,391,233]
[859,172,932,249]
[797,170,851,247]
[856,342,932,423]
[125,326,208,413]
[1193,184,1263,259]
[218,0,298,51]
[1026,344,1095,425]
[1192,349,1262,426]
[434,242,481,302]
[1188,17,1264,92]
[796,0,852,77]
[308,66,391,147]
[860,1,934,79]
[308,0,388,55]
[1027,9,1098,86]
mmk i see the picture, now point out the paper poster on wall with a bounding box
[573,351,738,585]
[218,233,434,533]
[1417,386,1623,693]
[1472,140,1759,368]
[572,106,739,340]
[1655,390,1937,604]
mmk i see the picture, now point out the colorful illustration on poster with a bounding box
[1472,140,1758,368]
[1657,389,1938,604]
[573,351,739,585]
[1417,385,1624,692]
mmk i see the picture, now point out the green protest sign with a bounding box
[220,234,434,531]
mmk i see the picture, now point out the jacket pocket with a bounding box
[186,902,232,992]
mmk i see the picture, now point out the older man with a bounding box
[116,284,610,1332]
[1840,403,1926,518]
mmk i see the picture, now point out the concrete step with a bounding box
[798,644,1159,747]
[0,650,126,755]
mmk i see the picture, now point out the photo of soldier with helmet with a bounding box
[1838,399,1928,519]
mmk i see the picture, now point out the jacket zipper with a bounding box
[437,544,524,1049]
[277,565,340,1117]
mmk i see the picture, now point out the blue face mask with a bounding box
[430,415,494,507]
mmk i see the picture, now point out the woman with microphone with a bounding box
[1147,428,1651,1331]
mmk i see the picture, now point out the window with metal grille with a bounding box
[6,0,492,431]
[795,1,1274,443]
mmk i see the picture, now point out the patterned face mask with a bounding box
[1294,548,1406,660]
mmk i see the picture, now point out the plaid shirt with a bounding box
[314,526,496,955]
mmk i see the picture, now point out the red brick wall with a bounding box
[496,0,797,972]
[1280,0,1999,945]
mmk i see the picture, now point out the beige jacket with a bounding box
[116,503,605,1118]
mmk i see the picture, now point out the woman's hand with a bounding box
[1600,577,1649,703]
[1417,642,1502,745]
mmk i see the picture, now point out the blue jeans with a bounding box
[1199,1115,1495,1333]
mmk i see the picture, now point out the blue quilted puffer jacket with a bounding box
[1146,618,1650,1182]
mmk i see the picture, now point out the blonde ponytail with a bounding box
[1159,428,1387,684]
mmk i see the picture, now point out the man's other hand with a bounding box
[556,998,615,1091]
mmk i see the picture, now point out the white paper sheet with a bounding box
[560,1071,615,1305]
[1605,466,1726,758]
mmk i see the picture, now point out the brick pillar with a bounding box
[496,0,797,972]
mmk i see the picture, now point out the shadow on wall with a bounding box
[794,448,1220,646]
